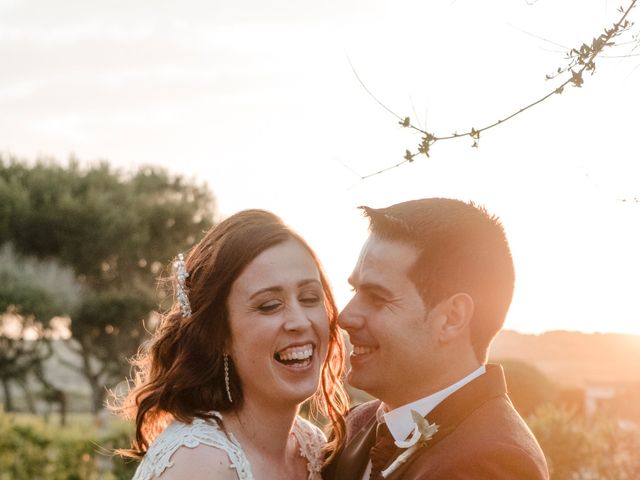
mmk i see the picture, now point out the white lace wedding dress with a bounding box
[132,412,326,480]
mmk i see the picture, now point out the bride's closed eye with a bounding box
[255,300,283,314]
[299,292,322,307]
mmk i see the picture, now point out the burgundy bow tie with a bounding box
[369,422,396,480]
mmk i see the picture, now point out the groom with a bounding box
[324,198,549,480]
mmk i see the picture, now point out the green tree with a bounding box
[0,159,215,290]
[0,303,52,413]
[0,245,78,413]
[0,157,216,413]
[528,404,640,479]
[497,358,559,417]
[66,291,154,413]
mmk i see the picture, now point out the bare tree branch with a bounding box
[358,0,637,179]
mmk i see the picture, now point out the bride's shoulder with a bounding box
[156,443,236,479]
[294,415,327,445]
[133,413,249,480]
[293,417,326,479]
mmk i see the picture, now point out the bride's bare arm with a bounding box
[157,444,238,480]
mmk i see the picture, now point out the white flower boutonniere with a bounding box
[381,410,439,478]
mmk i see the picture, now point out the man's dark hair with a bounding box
[361,198,515,362]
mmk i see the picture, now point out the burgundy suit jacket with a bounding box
[324,364,549,480]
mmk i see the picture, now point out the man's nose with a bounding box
[338,297,364,330]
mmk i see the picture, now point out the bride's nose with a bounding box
[283,302,312,331]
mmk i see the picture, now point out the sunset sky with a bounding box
[1,0,639,335]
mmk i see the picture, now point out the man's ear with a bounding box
[432,293,474,343]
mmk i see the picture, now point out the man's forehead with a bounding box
[360,234,417,260]
[351,235,418,281]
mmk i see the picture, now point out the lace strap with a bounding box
[292,416,327,480]
[132,414,253,480]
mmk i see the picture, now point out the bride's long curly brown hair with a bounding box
[113,209,348,462]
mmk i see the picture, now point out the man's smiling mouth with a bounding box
[352,345,378,356]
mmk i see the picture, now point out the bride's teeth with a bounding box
[276,344,314,362]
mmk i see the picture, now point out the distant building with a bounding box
[584,382,617,416]
[583,381,640,430]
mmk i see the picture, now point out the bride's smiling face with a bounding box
[226,239,330,407]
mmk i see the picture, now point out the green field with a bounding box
[4,404,640,479]
[1,410,137,480]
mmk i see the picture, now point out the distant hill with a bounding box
[490,330,640,387]
[40,331,640,401]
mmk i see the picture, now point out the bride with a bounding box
[116,209,348,479]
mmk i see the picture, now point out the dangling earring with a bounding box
[224,353,233,404]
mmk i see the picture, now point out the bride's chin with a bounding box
[267,357,323,402]
[274,378,321,405]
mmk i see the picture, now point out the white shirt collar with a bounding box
[380,365,486,443]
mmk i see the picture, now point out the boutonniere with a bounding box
[381,410,439,478]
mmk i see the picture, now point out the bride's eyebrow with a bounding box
[249,286,283,300]
[297,279,321,288]
[248,279,321,300]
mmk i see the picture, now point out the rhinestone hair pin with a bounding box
[174,253,192,317]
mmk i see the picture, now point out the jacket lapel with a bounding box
[383,364,508,480]
[333,414,377,480]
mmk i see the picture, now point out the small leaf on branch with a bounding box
[470,127,480,139]
[570,69,584,87]
[399,117,411,127]
[416,132,436,158]
[404,150,414,162]
[594,37,602,48]
[555,85,564,94]
[580,43,590,56]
